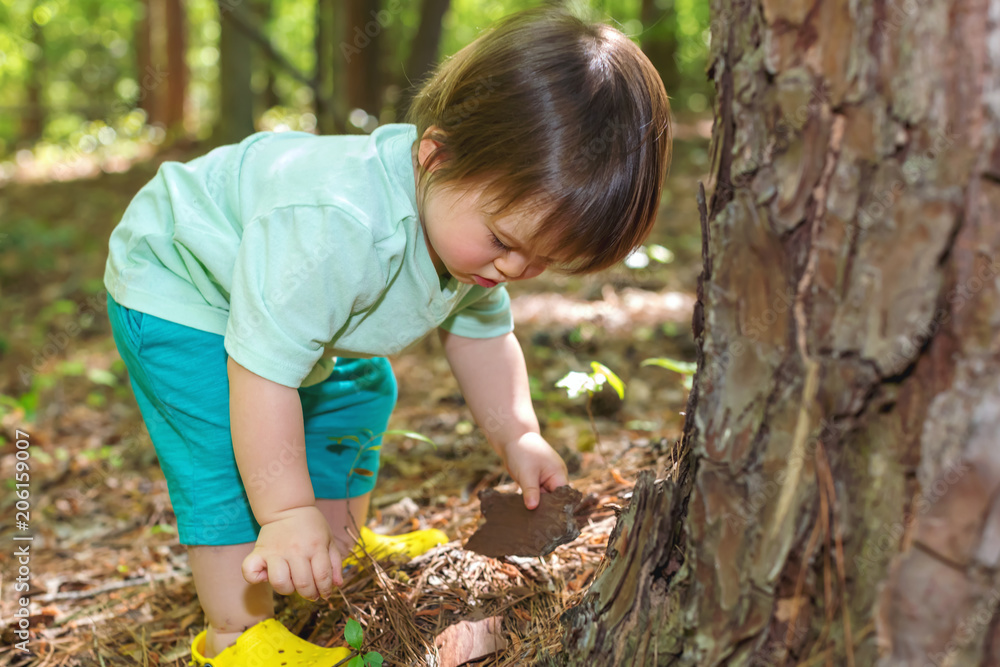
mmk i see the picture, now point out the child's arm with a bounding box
[228,357,342,600]
[438,330,568,509]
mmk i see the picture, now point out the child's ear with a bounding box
[417,125,447,172]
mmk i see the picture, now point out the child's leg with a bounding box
[304,359,447,564]
[316,494,372,555]
[106,297,276,655]
[188,543,273,657]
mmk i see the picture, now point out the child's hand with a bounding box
[502,432,569,510]
[241,505,342,600]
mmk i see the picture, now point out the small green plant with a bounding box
[344,618,384,667]
[555,361,625,401]
[555,362,626,459]
[641,357,697,389]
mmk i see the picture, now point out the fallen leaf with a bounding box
[434,616,507,667]
[464,486,583,558]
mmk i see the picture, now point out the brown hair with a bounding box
[407,7,671,274]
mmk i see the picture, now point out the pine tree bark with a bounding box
[559,0,1000,664]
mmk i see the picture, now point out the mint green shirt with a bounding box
[104,124,512,388]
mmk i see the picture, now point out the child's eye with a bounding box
[490,233,511,252]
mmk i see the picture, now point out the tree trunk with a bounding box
[21,3,45,143]
[164,0,188,133]
[135,0,156,124]
[559,0,1000,665]
[640,0,681,98]
[315,0,346,134]
[215,0,256,144]
[395,0,450,120]
[344,0,382,116]
[135,0,186,132]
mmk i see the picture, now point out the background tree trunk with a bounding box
[215,0,256,144]
[135,0,187,132]
[135,0,155,124]
[21,14,45,144]
[559,0,1000,664]
[344,0,382,116]
[163,0,188,133]
[315,0,346,134]
[395,0,450,120]
[640,0,681,98]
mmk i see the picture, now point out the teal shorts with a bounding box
[106,294,397,546]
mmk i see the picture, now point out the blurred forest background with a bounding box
[0,0,711,176]
[0,0,715,422]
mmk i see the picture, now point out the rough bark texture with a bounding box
[560,0,1000,664]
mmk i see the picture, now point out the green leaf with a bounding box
[363,444,382,453]
[363,652,384,667]
[348,657,365,667]
[590,362,625,399]
[641,357,697,375]
[381,429,437,448]
[345,618,363,650]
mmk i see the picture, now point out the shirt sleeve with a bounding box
[224,205,386,387]
[438,285,514,338]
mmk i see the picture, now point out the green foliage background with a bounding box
[0,0,711,161]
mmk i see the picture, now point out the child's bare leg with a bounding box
[316,493,372,555]
[188,543,273,657]
[318,494,449,568]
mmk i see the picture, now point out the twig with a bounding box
[36,570,189,603]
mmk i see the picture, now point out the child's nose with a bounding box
[496,253,544,280]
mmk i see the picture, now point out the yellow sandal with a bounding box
[342,525,448,568]
[190,619,351,667]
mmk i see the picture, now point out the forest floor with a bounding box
[0,120,710,666]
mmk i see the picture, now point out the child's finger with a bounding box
[266,558,295,596]
[542,468,569,491]
[241,552,269,584]
[288,557,319,600]
[328,544,344,588]
[310,552,335,599]
[522,482,541,510]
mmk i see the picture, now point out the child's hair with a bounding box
[407,7,671,275]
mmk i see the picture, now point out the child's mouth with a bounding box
[473,275,499,288]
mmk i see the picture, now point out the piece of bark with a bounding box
[464,485,583,558]
[434,616,508,667]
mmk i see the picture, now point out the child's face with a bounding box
[419,181,556,288]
